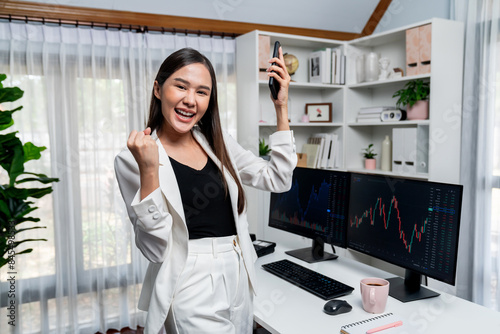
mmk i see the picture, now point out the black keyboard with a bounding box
[262,259,354,300]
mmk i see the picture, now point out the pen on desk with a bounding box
[365,320,403,334]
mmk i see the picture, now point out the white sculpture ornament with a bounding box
[378,57,390,80]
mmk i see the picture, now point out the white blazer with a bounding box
[114,128,297,334]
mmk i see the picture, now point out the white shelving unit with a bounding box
[236,18,464,246]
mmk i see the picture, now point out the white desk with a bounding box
[253,246,500,334]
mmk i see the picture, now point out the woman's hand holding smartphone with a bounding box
[266,40,291,131]
[268,41,281,100]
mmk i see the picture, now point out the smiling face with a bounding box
[154,63,212,137]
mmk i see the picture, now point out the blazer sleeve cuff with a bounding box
[131,188,168,231]
[269,130,295,147]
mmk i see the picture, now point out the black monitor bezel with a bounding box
[268,167,349,249]
[347,172,463,286]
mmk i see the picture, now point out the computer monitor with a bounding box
[268,167,350,263]
[347,173,463,302]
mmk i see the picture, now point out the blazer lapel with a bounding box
[151,130,186,223]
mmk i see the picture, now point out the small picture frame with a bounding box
[305,103,332,122]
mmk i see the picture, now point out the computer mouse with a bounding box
[323,299,352,315]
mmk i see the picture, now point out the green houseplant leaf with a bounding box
[362,143,377,159]
[259,138,271,156]
[0,86,24,104]
[1,135,25,186]
[0,106,22,131]
[392,79,430,108]
[23,142,47,162]
[0,74,59,269]
[16,172,59,184]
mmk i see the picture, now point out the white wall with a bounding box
[375,0,451,33]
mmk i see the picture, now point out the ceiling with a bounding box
[16,0,383,34]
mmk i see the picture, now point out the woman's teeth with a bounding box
[176,109,194,118]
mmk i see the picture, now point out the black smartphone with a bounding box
[268,41,281,100]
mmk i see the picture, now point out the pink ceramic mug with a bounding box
[360,278,390,314]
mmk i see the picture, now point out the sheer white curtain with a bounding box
[0,21,236,333]
[451,0,500,310]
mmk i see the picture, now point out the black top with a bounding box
[169,156,237,239]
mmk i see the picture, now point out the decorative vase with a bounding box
[381,135,392,171]
[365,52,379,82]
[356,54,365,83]
[365,158,376,170]
[407,100,429,120]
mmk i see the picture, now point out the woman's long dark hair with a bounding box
[147,48,246,214]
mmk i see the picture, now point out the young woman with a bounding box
[114,47,296,334]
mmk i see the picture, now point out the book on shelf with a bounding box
[356,117,382,123]
[307,133,340,169]
[301,143,320,168]
[308,47,345,85]
[327,134,340,169]
[332,47,345,84]
[331,49,336,84]
[308,134,329,168]
[356,113,383,119]
[333,48,340,84]
[308,49,331,84]
[356,114,382,122]
[331,47,346,85]
[358,106,398,114]
[339,52,346,85]
[356,106,400,123]
[307,136,325,168]
[324,48,332,84]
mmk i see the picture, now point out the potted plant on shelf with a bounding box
[259,138,271,160]
[362,143,377,170]
[0,74,59,269]
[392,79,430,120]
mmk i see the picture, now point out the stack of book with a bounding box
[301,133,341,169]
[356,106,398,123]
[308,47,345,85]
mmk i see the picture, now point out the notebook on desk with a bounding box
[340,313,414,334]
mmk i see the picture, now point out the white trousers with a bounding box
[164,236,253,334]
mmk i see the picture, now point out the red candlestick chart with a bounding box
[350,196,428,253]
[347,173,461,283]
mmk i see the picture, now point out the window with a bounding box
[491,38,500,310]
[0,23,237,332]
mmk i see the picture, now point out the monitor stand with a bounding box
[285,239,338,263]
[387,270,440,302]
